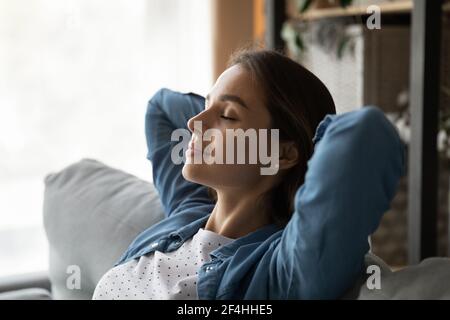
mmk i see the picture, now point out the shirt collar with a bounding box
[170,213,283,258]
[170,214,283,259]
[169,214,210,242]
[210,223,282,259]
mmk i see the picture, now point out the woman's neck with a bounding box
[204,190,272,239]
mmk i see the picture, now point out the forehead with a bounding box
[209,64,271,128]
[210,65,263,106]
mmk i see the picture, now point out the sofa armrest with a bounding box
[0,271,51,294]
[0,288,52,300]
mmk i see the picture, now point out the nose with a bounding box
[187,110,210,134]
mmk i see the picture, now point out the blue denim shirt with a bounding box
[115,88,405,299]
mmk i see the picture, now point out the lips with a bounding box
[186,140,202,157]
[188,140,200,150]
[186,139,212,158]
[186,146,202,156]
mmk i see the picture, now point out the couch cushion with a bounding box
[43,158,165,299]
[357,256,450,299]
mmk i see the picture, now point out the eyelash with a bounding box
[220,115,236,121]
[205,101,236,121]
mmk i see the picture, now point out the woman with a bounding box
[93,48,404,300]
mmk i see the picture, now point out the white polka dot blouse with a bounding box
[92,228,234,300]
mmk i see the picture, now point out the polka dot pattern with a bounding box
[92,228,234,300]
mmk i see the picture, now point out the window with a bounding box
[0,0,212,276]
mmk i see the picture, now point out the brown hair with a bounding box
[209,47,336,227]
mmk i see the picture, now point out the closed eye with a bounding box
[220,115,236,121]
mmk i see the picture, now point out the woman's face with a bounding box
[182,64,274,191]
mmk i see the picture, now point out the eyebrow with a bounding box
[205,93,249,109]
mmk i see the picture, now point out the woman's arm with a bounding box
[270,106,405,299]
[145,88,214,217]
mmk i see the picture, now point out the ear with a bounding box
[278,141,299,170]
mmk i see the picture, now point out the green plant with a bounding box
[387,88,450,159]
[296,0,353,13]
[282,0,356,60]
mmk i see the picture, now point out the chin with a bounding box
[182,163,208,185]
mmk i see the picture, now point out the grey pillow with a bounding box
[356,256,450,300]
[43,158,165,300]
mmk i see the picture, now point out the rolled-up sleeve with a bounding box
[145,88,214,217]
[271,106,406,299]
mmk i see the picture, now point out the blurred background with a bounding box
[0,0,449,277]
[0,0,215,276]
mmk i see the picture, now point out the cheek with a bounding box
[206,129,260,164]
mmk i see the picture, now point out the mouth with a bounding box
[186,140,212,158]
[186,140,202,157]
[186,146,203,157]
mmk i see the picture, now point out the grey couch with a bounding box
[1,158,449,300]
